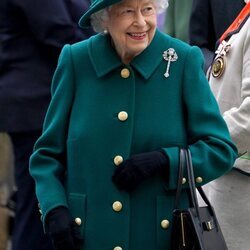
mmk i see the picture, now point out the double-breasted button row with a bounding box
[112,68,129,250]
[114,111,128,165]
[115,113,128,167]
[112,201,123,246]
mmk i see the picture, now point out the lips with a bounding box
[127,32,147,40]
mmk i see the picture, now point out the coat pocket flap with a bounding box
[68,193,86,234]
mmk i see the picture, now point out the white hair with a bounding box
[90,0,169,33]
[156,0,169,13]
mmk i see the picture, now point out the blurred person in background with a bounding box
[206,1,250,248]
[29,0,237,249]
[0,0,93,249]
[164,0,193,42]
[189,0,245,72]
[0,133,13,250]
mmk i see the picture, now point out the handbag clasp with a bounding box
[203,220,215,231]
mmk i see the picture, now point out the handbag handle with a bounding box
[174,149,201,219]
[186,149,219,217]
[174,148,186,209]
[185,149,201,217]
[174,148,198,208]
[174,148,220,230]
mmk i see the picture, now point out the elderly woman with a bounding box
[29,0,237,249]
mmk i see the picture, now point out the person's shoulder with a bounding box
[69,33,102,52]
[160,32,205,70]
[70,35,92,51]
[158,31,191,50]
[160,31,202,58]
[60,33,108,65]
[171,37,191,52]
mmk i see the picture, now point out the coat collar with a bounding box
[89,29,171,80]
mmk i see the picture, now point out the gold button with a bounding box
[75,217,82,226]
[112,201,123,212]
[196,177,203,183]
[114,247,123,250]
[182,177,186,184]
[121,68,130,78]
[161,219,170,229]
[114,155,123,166]
[118,111,128,121]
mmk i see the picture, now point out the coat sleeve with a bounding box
[29,45,74,227]
[162,46,238,190]
[223,26,250,154]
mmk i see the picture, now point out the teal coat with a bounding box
[30,30,237,250]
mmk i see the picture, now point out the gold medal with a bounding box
[212,56,225,78]
[212,40,231,78]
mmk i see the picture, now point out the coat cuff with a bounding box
[161,146,181,190]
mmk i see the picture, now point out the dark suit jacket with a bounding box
[189,0,245,71]
[0,0,93,132]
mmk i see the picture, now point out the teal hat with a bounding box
[79,0,123,28]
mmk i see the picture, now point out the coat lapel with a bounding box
[88,33,122,78]
[89,29,171,80]
[131,29,171,80]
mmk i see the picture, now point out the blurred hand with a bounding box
[46,207,84,250]
[112,151,169,191]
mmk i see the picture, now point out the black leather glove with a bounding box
[46,206,84,250]
[112,150,169,191]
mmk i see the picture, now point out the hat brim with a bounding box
[79,0,123,28]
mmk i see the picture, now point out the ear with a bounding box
[101,9,110,31]
[101,20,108,32]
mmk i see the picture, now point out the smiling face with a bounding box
[103,0,157,64]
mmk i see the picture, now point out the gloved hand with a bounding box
[112,150,169,191]
[46,206,84,250]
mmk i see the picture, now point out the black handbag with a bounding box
[171,148,228,250]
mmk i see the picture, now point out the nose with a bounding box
[134,11,146,27]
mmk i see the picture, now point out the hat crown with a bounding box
[79,0,122,28]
